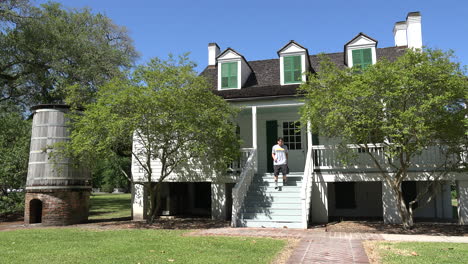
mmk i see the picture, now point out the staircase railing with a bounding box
[231,148,257,227]
[300,146,314,229]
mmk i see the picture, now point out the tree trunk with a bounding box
[394,183,413,229]
[147,181,162,224]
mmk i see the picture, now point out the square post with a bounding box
[252,106,257,172]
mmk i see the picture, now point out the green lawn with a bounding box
[372,241,468,264]
[89,193,132,220]
[0,228,285,264]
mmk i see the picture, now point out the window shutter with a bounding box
[352,49,372,69]
[221,62,238,88]
[284,56,301,83]
[229,61,237,88]
[293,56,301,81]
[221,63,229,88]
[352,49,362,68]
[284,57,292,83]
[362,48,372,68]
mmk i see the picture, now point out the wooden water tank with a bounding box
[24,105,91,225]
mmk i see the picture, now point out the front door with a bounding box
[266,120,278,173]
[280,121,305,172]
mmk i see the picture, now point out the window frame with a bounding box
[351,48,373,70]
[283,55,302,84]
[220,61,238,89]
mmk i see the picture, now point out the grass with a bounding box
[366,241,468,264]
[88,193,132,220]
[0,228,285,264]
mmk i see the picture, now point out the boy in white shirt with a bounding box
[271,137,288,189]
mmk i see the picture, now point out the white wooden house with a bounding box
[132,12,468,228]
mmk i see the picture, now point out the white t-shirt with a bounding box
[272,144,288,165]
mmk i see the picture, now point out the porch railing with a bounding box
[312,144,455,171]
[300,146,314,229]
[231,148,256,227]
[228,148,255,174]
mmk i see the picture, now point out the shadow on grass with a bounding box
[326,219,467,236]
[94,217,231,230]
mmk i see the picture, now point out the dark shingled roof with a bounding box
[201,46,407,100]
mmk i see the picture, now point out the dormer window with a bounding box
[277,40,310,86]
[221,62,238,89]
[352,48,372,69]
[344,33,378,69]
[216,48,252,90]
[283,55,302,84]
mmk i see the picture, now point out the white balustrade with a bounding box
[301,146,313,229]
[231,148,256,227]
[311,144,457,171]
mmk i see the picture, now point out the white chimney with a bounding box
[208,43,220,67]
[406,12,422,49]
[393,21,407,47]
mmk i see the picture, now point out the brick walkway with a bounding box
[193,228,383,264]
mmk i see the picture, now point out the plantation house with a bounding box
[131,12,468,228]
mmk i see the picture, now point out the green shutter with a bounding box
[230,62,237,88]
[220,62,238,89]
[352,49,362,69]
[352,48,372,69]
[284,56,302,84]
[221,63,229,88]
[284,56,292,83]
[362,48,372,68]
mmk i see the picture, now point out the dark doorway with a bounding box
[403,181,418,210]
[266,120,278,173]
[334,182,356,209]
[30,199,43,223]
[194,183,211,210]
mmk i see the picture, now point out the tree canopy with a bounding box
[67,55,240,223]
[0,0,138,108]
[0,104,31,215]
[300,48,467,228]
[0,0,137,216]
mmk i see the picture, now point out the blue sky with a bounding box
[35,0,467,73]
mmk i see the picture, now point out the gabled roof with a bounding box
[277,40,309,56]
[276,40,312,74]
[200,46,406,100]
[216,47,253,72]
[344,32,378,48]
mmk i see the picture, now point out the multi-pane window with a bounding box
[282,121,301,150]
[352,48,372,69]
[221,62,238,89]
[283,55,302,83]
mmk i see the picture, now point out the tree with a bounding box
[300,48,467,229]
[0,104,31,216]
[0,1,137,216]
[67,55,240,224]
[0,0,137,108]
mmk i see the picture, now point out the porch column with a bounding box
[457,180,468,225]
[252,106,258,172]
[211,183,227,220]
[307,122,313,151]
[382,181,402,224]
[132,183,147,221]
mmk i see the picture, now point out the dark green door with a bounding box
[266,120,278,173]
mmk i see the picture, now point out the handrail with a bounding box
[300,146,313,229]
[311,144,453,171]
[228,148,255,173]
[231,148,257,227]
